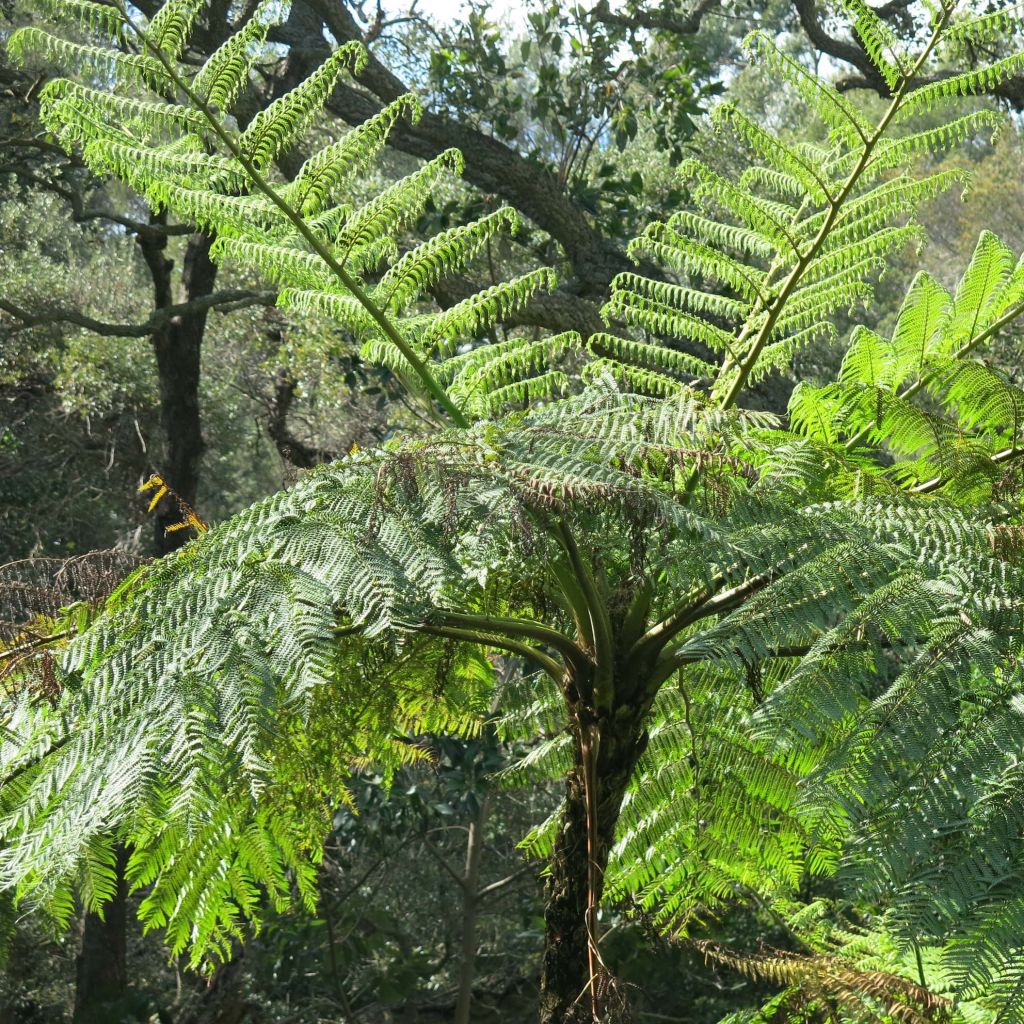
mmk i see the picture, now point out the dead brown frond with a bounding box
[0,549,146,698]
[139,473,209,537]
[694,941,953,1024]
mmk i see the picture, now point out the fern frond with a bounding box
[588,332,720,380]
[275,288,377,333]
[210,238,337,291]
[158,185,285,238]
[602,291,738,354]
[239,41,368,168]
[31,0,126,38]
[378,207,521,312]
[891,272,952,383]
[147,0,205,59]
[444,334,579,412]
[803,226,921,285]
[713,103,833,203]
[943,2,1024,52]
[7,27,170,90]
[754,323,838,382]
[743,31,870,143]
[37,79,209,143]
[897,52,1024,122]
[332,149,464,269]
[628,226,767,303]
[841,0,907,90]
[867,111,1005,176]
[608,273,751,323]
[482,372,571,416]
[80,138,249,197]
[947,230,1017,351]
[581,359,685,397]
[680,161,804,257]
[284,93,423,216]
[192,0,277,110]
[417,269,558,357]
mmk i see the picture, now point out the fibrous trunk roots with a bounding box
[538,704,647,1024]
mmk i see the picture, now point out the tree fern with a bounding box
[6,2,1024,1020]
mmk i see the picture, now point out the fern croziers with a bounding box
[5,1,1024,1022]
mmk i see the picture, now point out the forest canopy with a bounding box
[2,1,1024,1023]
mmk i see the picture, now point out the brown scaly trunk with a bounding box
[539,701,648,1024]
[72,846,129,1024]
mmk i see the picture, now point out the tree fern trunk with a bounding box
[539,705,647,1024]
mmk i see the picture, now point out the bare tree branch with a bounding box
[0,290,276,338]
[791,0,1024,109]
[267,369,338,469]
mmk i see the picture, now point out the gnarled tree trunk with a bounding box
[138,224,217,554]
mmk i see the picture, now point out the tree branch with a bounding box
[267,369,338,469]
[791,0,887,93]
[591,0,722,37]
[792,0,1024,109]
[419,833,466,889]
[476,863,534,899]
[0,290,277,338]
